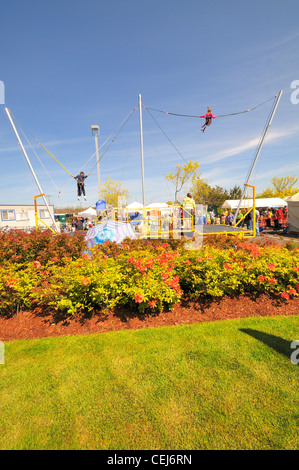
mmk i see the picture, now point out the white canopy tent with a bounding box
[146,203,169,208]
[77,206,97,220]
[125,202,144,212]
[222,198,288,210]
[287,193,299,233]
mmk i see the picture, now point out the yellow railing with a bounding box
[34,194,56,234]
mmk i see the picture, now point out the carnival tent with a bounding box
[126,202,144,212]
[222,198,288,210]
[85,220,136,247]
[287,192,299,233]
[77,206,97,220]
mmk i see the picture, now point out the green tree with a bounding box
[165,161,201,203]
[257,175,299,198]
[101,177,130,207]
[191,178,229,209]
[228,184,242,199]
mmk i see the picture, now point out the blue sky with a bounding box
[0,0,299,208]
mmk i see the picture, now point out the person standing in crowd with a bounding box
[226,210,234,226]
[74,216,84,231]
[276,207,284,230]
[55,217,62,232]
[272,209,280,230]
[265,208,272,229]
[236,209,243,226]
[183,193,195,229]
[249,208,260,235]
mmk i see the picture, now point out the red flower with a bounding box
[32,260,41,268]
[268,278,278,283]
[197,257,203,262]
[292,266,299,272]
[289,288,296,296]
[6,278,16,288]
[224,263,233,270]
[135,293,143,303]
[82,254,89,260]
[258,275,266,282]
[185,259,192,265]
[148,300,157,308]
[268,263,276,271]
[81,277,90,286]
[281,292,289,300]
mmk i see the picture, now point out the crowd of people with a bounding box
[55,217,94,233]
[219,206,288,234]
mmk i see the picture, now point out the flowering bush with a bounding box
[175,242,299,299]
[0,234,298,316]
[0,229,86,266]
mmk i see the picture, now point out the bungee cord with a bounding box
[9,105,137,198]
[143,94,277,119]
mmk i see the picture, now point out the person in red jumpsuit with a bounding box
[200,107,217,132]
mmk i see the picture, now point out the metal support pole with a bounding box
[5,107,59,233]
[95,132,101,199]
[233,90,283,224]
[138,94,146,206]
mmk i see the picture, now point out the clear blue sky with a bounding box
[1,0,299,208]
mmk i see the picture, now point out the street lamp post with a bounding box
[91,124,101,199]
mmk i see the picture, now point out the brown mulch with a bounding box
[0,295,298,342]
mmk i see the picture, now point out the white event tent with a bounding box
[77,206,97,220]
[222,198,288,210]
[125,202,144,212]
[287,193,299,233]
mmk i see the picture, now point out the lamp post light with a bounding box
[91,124,101,199]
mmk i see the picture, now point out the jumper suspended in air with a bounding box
[200,107,217,133]
[72,171,90,201]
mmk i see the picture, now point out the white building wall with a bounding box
[0,204,55,231]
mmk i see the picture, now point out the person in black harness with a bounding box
[72,171,90,201]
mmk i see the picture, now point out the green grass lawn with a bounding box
[0,315,298,450]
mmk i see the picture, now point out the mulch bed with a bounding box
[0,295,298,342]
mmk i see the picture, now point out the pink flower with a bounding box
[32,260,41,268]
[281,292,289,300]
[134,293,143,303]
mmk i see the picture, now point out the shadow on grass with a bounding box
[240,328,297,362]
